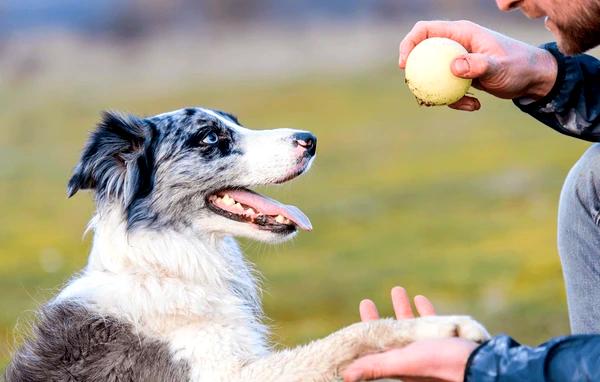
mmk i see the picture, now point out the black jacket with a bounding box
[465,43,600,381]
[465,335,600,381]
[514,42,600,141]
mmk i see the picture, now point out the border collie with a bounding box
[5,107,489,381]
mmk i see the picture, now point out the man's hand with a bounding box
[343,337,478,382]
[343,287,479,382]
[399,20,558,111]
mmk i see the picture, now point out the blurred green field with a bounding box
[0,65,590,369]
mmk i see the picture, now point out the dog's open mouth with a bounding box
[207,188,312,234]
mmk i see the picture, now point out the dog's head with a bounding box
[68,107,316,242]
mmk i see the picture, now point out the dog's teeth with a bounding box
[246,208,256,215]
[234,203,244,211]
[222,194,235,206]
[275,215,286,224]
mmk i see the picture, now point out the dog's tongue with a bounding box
[226,189,312,231]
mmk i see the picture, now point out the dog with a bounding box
[5,107,489,381]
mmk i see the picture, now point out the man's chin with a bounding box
[555,32,599,56]
[553,33,576,55]
[548,12,600,55]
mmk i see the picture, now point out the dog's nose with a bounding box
[293,132,317,156]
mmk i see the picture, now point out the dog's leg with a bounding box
[236,315,489,382]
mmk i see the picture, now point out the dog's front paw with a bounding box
[411,315,490,344]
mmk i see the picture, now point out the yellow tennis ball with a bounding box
[404,37,472,106]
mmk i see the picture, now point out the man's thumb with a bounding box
[451,53,495,79]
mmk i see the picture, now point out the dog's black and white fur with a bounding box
[5,107,489,381]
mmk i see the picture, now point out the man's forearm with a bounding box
[465,334,600,381]
[514,42,600,142]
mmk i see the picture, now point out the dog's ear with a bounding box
[214,110,241,125]
[67,111,155,207]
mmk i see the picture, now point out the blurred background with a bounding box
[0,0,595,370]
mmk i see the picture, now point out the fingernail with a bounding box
[399,54,407,67]
[453,58,470,74]
[457,104,475,111]
[400,50,408,64]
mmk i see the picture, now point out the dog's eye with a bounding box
[202,132,219,145]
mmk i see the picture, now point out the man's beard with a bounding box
[554,2,600,55]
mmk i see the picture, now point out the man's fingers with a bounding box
[399,21,432,67]
[391,286,414,319]
[448,54,488,111]
[359,299,380,322]
[399,21,454,67]
[399,20,478,68]
[448,96,481,111]
[343,350,404,382]
[414,295,437,316]
[451,53,497,79]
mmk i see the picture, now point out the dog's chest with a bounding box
[163,317,270,381]
[59,226,271,380]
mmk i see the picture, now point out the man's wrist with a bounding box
[524,48,558,100]
[463,340,489,382]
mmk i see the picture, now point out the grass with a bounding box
[0,64,589,368]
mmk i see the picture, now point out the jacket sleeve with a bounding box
[464,334,600,381]
[513,42,600,142]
